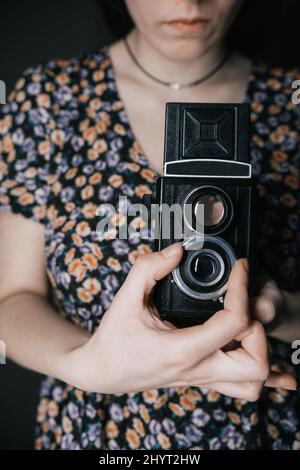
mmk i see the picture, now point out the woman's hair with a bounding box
[101,0,295,65]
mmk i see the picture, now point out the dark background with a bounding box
[0,0,300,450]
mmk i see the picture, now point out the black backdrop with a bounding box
[0,0,300,450]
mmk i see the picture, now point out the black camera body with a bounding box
[153,102,256,327]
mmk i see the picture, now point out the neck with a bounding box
[126,28,227,86]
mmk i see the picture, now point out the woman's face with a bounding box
[125,0,244,61]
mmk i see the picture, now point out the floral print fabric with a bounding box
[0,45,300,450]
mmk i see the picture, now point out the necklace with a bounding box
[124,36,231,91]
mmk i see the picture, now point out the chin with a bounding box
[156,40,209,63]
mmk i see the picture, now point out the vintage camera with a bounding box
[152,102,256,327]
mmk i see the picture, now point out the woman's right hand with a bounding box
[65,243,297,400]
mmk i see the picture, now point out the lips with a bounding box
[165,17,210,33]
[168,17,209,24]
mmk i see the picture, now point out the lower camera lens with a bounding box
[192,254,216,280]
[172,235,237,301]
[188,249,225,287]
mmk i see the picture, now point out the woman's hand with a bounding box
[252,277,300,343]
[65,243,296,400]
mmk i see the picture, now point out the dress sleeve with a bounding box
[0,66,53,224]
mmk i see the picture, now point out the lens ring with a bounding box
[183,186,234,236]
[172,235,237,300]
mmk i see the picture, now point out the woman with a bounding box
[0,0,299,450]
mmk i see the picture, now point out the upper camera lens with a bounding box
[183,186,233,235]
[194,194,225,227]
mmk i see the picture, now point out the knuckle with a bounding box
[251,320,264,335]
[229,310,249,332]
[238,312,250,331]
[134,254,152,273]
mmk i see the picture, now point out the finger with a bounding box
[197,381,263,402]
[199,370,297,400]
[235,320,269,364]
[264,371,297,391]
[223,258,249,313]
[251,296,276,324]
[251,280,281,325]
[253,275,272,295]
[190,322,269,384]
[116,242,183,307]
[183,322,295,389]
[259,279,280,298]
[271,361,297,377]
[174,259,250,361]
[221,321,269,382]
[197,369,297,401]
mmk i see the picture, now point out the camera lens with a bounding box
[172,235,236,301]
[183,186,233,235]
[189,250,224,287]
[192,254,216,280]
[194,194,225,227]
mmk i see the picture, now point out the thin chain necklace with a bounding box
[124,36,231,91]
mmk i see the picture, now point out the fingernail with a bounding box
[233,258,249,272]
[161,242,182,258]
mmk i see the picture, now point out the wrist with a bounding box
[58,331,109,393]
[51,332,92,389]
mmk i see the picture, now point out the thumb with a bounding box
[117,242,183,307]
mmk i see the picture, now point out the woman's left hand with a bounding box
[251,278,300,343]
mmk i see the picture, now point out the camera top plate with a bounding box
[163,102,251,178]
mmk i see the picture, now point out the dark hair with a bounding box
[101,0,298,66]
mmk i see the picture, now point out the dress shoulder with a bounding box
[0,46,110,224]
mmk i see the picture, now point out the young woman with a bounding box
[0,0,299,450]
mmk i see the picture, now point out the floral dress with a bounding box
[0,45,300,450]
